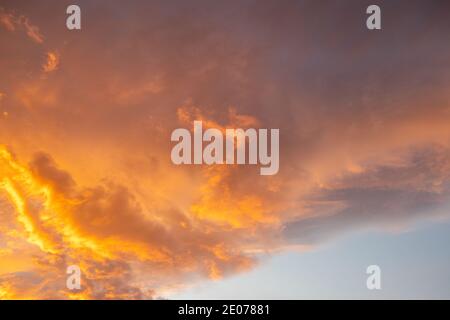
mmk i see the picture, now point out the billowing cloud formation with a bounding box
[0,146,254,298]
[0,0,449,298]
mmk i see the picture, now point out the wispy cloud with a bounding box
[0,7,44,43]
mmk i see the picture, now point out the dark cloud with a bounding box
[284,146,450,244]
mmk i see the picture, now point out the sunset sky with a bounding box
[0,0,449,299]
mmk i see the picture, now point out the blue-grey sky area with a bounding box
[173,220,450,299]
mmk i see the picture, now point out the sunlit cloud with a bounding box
[0,0,449,299]
[43,51,60,73]
[0,7,44,43]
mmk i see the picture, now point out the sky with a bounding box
[173,220,450,299]
[0,0,449,299]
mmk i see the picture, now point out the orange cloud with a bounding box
[0,7,44,44]
[0,1,449,300]
[0,146,256,298]
[43,51,59,73]
[0,9,15,31]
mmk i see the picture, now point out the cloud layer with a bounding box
[0,0,449,298]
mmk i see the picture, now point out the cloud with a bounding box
[42,51,59,73]
[0,8,15,31]
[0,7,44,44]
[0,146,254,298]
[0,0,449,299]
[20,15,44,44]
[284,146,450,244]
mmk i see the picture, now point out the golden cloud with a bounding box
[0,1,449,300]
[0,8,44,44]
[43,51,60,73]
